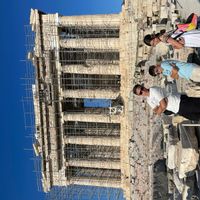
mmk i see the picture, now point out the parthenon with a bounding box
[27,0,200,199]
[29,7,131,199]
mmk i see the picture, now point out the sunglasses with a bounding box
[139,87,144,95]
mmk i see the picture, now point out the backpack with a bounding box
[176,13,198,32]
[166,13,198,40]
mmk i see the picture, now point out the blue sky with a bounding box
[0,0,122,200]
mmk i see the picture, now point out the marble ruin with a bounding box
[27,0,200,199]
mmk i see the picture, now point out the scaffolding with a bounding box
[23,9,126,200]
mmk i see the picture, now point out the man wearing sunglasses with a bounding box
[133,84,200,120]
[148,60,200,82]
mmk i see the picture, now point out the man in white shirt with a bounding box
[133,84,200,120]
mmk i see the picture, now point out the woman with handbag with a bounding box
[143,13,200,49]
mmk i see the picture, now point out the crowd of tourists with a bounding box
[133,13,200,121]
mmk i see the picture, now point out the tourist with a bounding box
[148,60,200,82]
[143,29,200,49]
[133,84,200,120]
[144,13,200,49]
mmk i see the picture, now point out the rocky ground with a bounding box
[128,0,200,199]
[176,0,200,19]
[129,57,166,199]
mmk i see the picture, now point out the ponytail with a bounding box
[144,30,166,46]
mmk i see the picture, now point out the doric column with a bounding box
[65,136,120,147]
[61,64,120,75]
[83,128,120,137]
[67,160,121,170]
[61,89,119,99]
[59,38,119,50]
[70,178,121,188]
[63,113,120,123]
[59,14,120,27]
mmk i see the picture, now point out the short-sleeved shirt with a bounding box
[147,86,181,113]
[161,60,194,80]
[171,30,200,48]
